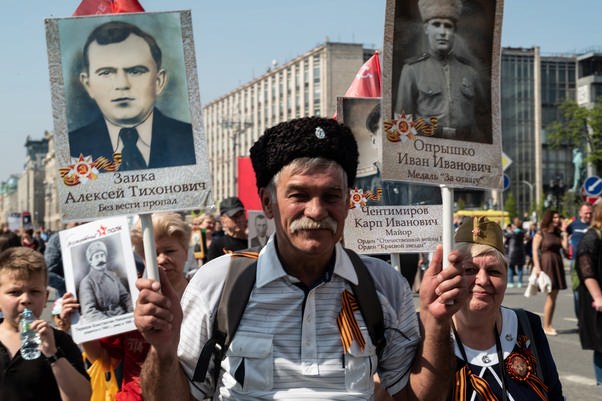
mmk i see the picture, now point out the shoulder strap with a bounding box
[515,308,544,381]
[192,248,259,384]
[344,248,386,358]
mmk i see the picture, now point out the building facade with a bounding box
[501,47,576,214]
[203,42,372,200]
[18,136,49,228]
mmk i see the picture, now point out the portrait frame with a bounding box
[60,216,139,343]
[46,11,212,222]
[338,97,442,255]
[247,210,275,249]
[381,0,503,190]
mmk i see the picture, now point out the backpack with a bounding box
[192,247,386,391]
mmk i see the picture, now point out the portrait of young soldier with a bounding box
[68,20,196,171]
[392,0,493,144]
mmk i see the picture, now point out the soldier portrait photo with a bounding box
[75,239,133,324]
[387,0,496,144]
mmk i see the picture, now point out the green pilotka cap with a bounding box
[454,216,505,254]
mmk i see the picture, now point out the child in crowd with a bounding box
[0,247,91,401]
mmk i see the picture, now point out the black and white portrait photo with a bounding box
[60,216,139,343]
[76,239,132,323]
[247,211,275,249]
[385,0,497,144]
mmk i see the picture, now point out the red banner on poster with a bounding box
[237,157,261,212]
[73,0,144,16]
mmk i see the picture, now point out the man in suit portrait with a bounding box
[69,21,196,171]
[394,0,489,144]
[250,214,269,248]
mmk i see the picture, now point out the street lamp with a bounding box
[221,120,253,196]
[520,180,534,210]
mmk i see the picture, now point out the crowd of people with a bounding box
[2,116,602,401]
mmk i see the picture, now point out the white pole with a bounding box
[441,185,455,264]
[390,253,401,273]
[140,214,159,282]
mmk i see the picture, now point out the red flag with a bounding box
[344,51,381,98]
[237,157,262,212]
[334,51,381,119]
[73,0,144,16]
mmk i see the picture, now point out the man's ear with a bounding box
[259,188,274,219]
[80,72,93,98]
[155,68,167,96]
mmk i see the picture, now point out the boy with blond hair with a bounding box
[0,247,91,401]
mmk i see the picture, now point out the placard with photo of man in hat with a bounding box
[380,0,503,190]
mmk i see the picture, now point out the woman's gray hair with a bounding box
[455,242,508,268]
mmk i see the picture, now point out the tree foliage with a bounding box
[505,192,519,221]
[547,98,602,175]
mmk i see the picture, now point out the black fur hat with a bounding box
[250,117,359,190]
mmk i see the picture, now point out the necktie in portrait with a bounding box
[119,127,146,170]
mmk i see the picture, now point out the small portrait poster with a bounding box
[247,210,275,249]
[381,0,503,189]
[46,11,212,222]
[60,216,139,343]
[338,97,442,254]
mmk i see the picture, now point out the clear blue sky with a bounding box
[1,0,600,183]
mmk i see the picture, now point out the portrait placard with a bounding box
[338,97,442,254]
[60,216,139,343]
[247,210,275,248]
[46,11,212,222]
[344,205,442,254]
[381,0,503,189]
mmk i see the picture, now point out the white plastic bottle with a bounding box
[20,308,41,360]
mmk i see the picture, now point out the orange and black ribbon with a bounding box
[230,250,259,259]
[337,289,365,352]
[413,116,438,136]
[454,365,500,401]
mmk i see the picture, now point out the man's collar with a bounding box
[256,238,358,288]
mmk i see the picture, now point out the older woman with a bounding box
[450,217,563,401]
[532,210,569,335]
[61,212,191,401]
[575,204,602,385]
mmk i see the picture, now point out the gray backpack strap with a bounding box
[344,248,386,358]
[515,308,544,381]
[192,249,259,384]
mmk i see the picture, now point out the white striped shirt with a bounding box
[178,237,420,400]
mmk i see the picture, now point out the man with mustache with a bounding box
[69,21,196,171]
[78,240,132,323]
[134,117,467,400]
